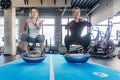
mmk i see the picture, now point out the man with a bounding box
[65,7,92,53]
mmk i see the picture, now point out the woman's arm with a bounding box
[24,20,29,31]
[36,20,44,29]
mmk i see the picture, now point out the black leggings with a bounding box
[64,34,91,52]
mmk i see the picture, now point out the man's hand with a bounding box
[75,16,84,22]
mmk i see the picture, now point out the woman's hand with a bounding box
[37,20,44,29]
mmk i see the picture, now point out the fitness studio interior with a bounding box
[0,0,120,80]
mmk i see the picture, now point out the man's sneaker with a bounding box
[66,50,70,54]
[63,51,70,56]
[82,50,88,54]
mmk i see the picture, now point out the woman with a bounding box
[21,7,45,54]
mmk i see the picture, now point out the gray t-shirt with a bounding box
[28,22,40,38]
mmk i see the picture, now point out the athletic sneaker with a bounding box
[41,51,45,56]
[21,50,27,55]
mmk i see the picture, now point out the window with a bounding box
[112,16,120,40]
[62,18,73,45]
[62,25,67,45]
[92,19,115,40]
[61,18,68,25]
[98,19,109,25]
[0,17,4,46]
[39,18,55,46]
[16,18,19,42]
[43,26,55,46]
[112,24,120,39]
[92,17,120,45]
[92,19,109,40]
[42,18,55,25]
[113,16,120,23]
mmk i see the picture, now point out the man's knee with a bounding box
[64,35,70,44]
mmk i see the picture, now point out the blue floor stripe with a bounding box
[52,55,120,80]
[0,56,50,80]
[0,55,120,80]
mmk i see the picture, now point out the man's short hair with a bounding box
[72,7,80,13]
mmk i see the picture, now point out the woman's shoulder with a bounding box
[25,19,31,24]
[25,19,30,21]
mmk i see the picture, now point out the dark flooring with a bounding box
[89,56,120,71]
[0,55,21,65]
[0,54,120,71]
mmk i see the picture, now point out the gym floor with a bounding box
[0,53,120,71]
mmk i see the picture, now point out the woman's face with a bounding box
[30,8,38,19]
[73,9,80,18]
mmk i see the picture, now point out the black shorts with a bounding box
[65,34,91,46]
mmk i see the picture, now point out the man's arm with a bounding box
[84,21,92,27]
[76,16,92,27]
[65,20,75,29]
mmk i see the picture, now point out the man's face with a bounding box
[30,9,38,18]
[73,9,80,18]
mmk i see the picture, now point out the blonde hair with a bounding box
[29,7,39,19]
[72,7,80,13]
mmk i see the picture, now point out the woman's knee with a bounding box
[21,34,28,41]
[37,35,45,43]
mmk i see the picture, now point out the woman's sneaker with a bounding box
[21,50,27,55]
[41,51,45,56]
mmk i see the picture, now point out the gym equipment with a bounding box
[48,38,54,53]
[118,51,120,59]
[48,38,59,54]
[88,19,116,58]
[64,54,90,63]
[0,0,11,9]
[64,21,92,54]
[21,41,46,63]
[22,51,46,63]
[118,40,120,47]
